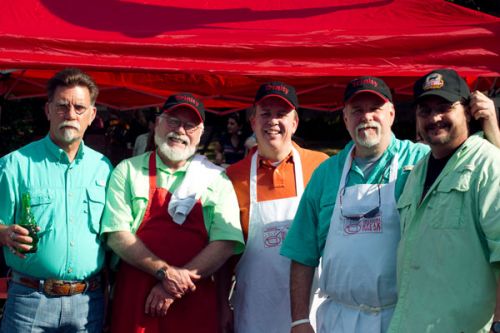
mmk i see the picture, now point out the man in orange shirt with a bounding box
[226,82,328,333]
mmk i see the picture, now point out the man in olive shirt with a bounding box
[0,68,112,332]
[389,69,500,333]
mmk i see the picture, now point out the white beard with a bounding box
[155,132,196,162]
[355,121,381,148]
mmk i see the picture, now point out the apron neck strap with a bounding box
[148,151,157,190]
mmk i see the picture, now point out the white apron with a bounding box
[233,148,319,333]
[317,147,399,333]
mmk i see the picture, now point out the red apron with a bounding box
[111,152,217,333]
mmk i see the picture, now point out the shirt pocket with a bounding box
[397,193,414,234]
[85,185,106,234]
[428,166,472,229]
[28,189,54,235]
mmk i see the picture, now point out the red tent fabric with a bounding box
[0,0,499,112]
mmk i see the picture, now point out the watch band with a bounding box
[155,267,167,281]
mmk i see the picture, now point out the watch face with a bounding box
[493,321,500,333]
[155,268,166,280]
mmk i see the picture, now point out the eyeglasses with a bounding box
[161,115,200,134]
[339,158,383,221]
[416,101,461,118]
[340,183,381,221]
[51,101,90,116]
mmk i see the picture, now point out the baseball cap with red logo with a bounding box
[162,93,205,122]
[344,76,393,104]
[255,82,299,109]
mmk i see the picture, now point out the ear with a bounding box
[388,103,396,127]
[44,102,50,120]
[291,110,299,135]
[464,105,472,122]
[250,115,256,132]
[89,106,97,126]
[342,107,348,126]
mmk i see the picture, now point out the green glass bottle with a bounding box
[18,193,39,254]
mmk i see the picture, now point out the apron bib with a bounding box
[233,148,322,333]
[317,147,399,333]
[111,152,217,333]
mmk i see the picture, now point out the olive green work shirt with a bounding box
[389,133,500,333]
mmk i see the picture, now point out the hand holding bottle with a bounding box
[0,224,39,259]
[17,193,40,254]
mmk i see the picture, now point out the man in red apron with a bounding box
[226,82,328,333]
[101,93,245,333]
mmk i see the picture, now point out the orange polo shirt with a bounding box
[226,143,328,240]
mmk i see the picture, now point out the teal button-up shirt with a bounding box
[389,133,500,333]
[0,136,112,280]
[281,135,429,266]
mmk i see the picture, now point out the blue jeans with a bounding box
[0,281,105,333]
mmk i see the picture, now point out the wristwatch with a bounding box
[155,267,167,281]
[491,321,500,333]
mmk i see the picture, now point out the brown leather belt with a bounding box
[11,271,101,296]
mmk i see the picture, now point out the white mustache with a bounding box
[356,121,381,131]
[166,132,189,145]
[59,121,81,130]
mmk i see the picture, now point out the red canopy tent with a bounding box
[0,0,499,113]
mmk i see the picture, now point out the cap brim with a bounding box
[415,90,461,103]
[255,94,296,109]
[345,90,390,104]
[163,103,203,123]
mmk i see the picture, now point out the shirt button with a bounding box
[68,192,73,197]
[68,268,73,273]
[70,241,75,247]
[69,218,73,223]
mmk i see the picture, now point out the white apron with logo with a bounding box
[233,148,320,333]
[317,147,399,333]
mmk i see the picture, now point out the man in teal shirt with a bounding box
[388,69,500,332]
[0,68,112,333]
[281,77,430,332]
[282,75,500,333]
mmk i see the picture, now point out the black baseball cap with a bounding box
[344,76,393,103]
[255,82,298,109]
[414,69,470,103]
[162,93,205,122]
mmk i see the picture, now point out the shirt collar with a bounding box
[43,135,85,164]
[454,132,483,158]
[149,151,194,175]
[257,143,299,168]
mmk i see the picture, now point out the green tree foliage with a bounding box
[0,98,47,157]
[447,0,500,16]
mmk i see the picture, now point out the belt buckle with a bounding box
[43,279,61,296]
[65,281,85,296]
[43,279,80,296]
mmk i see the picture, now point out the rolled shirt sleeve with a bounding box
[0,158,16,227]
[204,172,245,255]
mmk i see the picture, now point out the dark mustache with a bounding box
[424,121,450,132]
